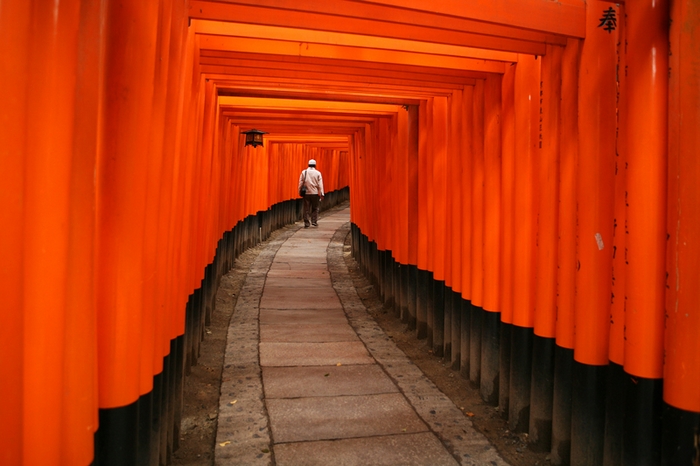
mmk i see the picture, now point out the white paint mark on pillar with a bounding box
[595,233,604,250]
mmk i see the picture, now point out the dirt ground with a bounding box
[171,208,550,466]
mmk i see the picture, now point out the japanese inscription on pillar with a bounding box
[598,7,617,33]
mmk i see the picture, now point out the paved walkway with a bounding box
[215,206,507,466]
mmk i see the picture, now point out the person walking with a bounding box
[298,159,324,227]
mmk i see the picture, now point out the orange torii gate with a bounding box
[1,1,699,465]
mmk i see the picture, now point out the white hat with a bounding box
[308,159,316,166]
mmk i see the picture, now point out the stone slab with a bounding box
[273,432,459,466]
[269,262,329,271]
[259,290,340,310]
[266,393,428,443]
[263,277,331,288]
[259,309,348,325]
[272,257,328,265]
[262,364,398,399]
[265,269,329,279]
[259,341,374,367]
[260,323,358,343]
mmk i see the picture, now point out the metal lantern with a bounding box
[242,129,267,148]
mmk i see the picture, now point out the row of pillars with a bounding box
[347,4,700,466]
[95,190,349,465]
[352,225,699,466]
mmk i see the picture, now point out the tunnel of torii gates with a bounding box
[1,1,700,465]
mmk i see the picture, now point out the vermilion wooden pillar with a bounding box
[571,3,618,465]
[23,3,92,465]
[603,5,628,464]
[499,64,516,419]
[459,86,474,379]
[95,2,159,464]
[551,37,580,466]
[469,79,485,385]
[622,2,668,464]
[530,43,562,453]
[481,75,501,405]
[432,96,448,356]
[0,3,31,464]
[664,1,700,464]
[509,53,540,434]
[63,3,103,464]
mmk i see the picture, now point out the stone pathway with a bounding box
[215,207,508,466]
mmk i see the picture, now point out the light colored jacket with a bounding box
[299,167,324,196]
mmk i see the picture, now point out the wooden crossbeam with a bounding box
[188,0,578,55]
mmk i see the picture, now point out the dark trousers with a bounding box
[303,194,320,226]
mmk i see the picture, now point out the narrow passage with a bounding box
[215,207,507,466]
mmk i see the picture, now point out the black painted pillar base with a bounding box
[529,334,555,452]
[432,280,445,357]
[509,325,533,433]
[661,403,700,466]
[426,272,435,348]
[400,263,409,324]
[551,345,574,466]
[407,265,417,331]
[390,257,402,316]
[460,298,471,380]
[416,268,429,340]
[571,361,608,466]
[622,373,663,466]
[469,304,483,389]
[499,322,512,419]
[443,286,453,361]
[96,402,139,466]
[451,291,461,371]
[603,361,625,466]
[386,251,396,313]
[480,310,500,405]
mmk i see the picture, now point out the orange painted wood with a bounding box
[353,0,586,38]
[61,2,104,462]
[511,54,540,329]
[448,90,464,292]
[203,49,490,81]
[471,80,485,308]
[664,0,700,413]
[201,0,563,46]
[432,97,448,282]
[0,1,31,463]
[194,20,519,63]
[499,65,516,325]
[396,109,410,266]
[424,100,435,273]
[534,45,562,339]
[573,1,618,366]
[197,35,507,74]
[608,7,628,367]
[189,1,550,55]
[483,75,502,313]
[555,39,580,350]
[416,101,430,271]
[459,87,474,300]
[623,0,669,380]
[407,105,420,267]
[22,2,84,463]
[96,0,160,408]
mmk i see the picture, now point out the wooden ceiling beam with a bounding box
[199,56,477,86]
[201,64,469,89]
[193,20,520,62]
[188,0,573,54]
[356,0,586,38]
[198,34,507,73]
[199,50,493,80]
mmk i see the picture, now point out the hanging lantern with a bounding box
[242,129,267,148]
